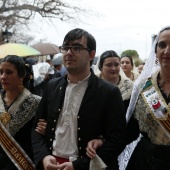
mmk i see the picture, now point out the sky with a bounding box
[30,0,170,61]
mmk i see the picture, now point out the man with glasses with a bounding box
[32,28,126,170]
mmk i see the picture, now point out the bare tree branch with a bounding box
[0,0,96,44]
[0,0,88,24]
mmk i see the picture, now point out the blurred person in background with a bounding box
[120,55,139,81]
[25,58,38,66]
[46,55,53,66]
[138,62,145,74]
[32,62,54,96]
[52,56,63,77]
[53,53,67,77]
[24,57,38,94]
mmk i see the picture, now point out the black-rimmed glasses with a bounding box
[59,46,90,54]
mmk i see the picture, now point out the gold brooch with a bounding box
[0,112,11,126]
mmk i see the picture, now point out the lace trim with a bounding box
[118,76,133,101]
[0,88,41,136]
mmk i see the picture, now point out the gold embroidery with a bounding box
[0,112,11,126]
[141,79,170,137]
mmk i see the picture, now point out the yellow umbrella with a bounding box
[0,43,41,58]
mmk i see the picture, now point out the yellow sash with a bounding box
[0,120,35,170]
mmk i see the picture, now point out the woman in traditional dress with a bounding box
[85,50,133,170]
[87,25,170,169]
[120,55,139,82]
[94,50,133,112]
[0,55,41,170]
[124,25,170,170]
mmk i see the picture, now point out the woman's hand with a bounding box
[35,119,47,135]
[86,139,103,158]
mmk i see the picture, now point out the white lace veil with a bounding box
[126,25,170,122]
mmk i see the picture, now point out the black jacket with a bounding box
[31,70,126,170]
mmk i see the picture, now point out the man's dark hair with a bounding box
[63,28,96,65]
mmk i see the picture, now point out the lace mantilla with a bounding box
[0,88,41,136]
[118,76,133,101]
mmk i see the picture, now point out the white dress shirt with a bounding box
[52,74,90,161]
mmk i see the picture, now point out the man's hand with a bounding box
[56,162,74,170]
[86,139,103,158]
[43,155,59,170]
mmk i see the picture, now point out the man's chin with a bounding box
[66,67,77,73]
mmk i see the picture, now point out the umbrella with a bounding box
[31,42,60,55]
[0,43,41,59]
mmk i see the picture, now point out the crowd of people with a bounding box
[0,25,170,170]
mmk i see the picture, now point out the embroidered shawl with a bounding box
[0,88,41,136]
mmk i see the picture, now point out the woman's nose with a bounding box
[111,65,116,70]
[1,73,6,78]
[164,46,170,54]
